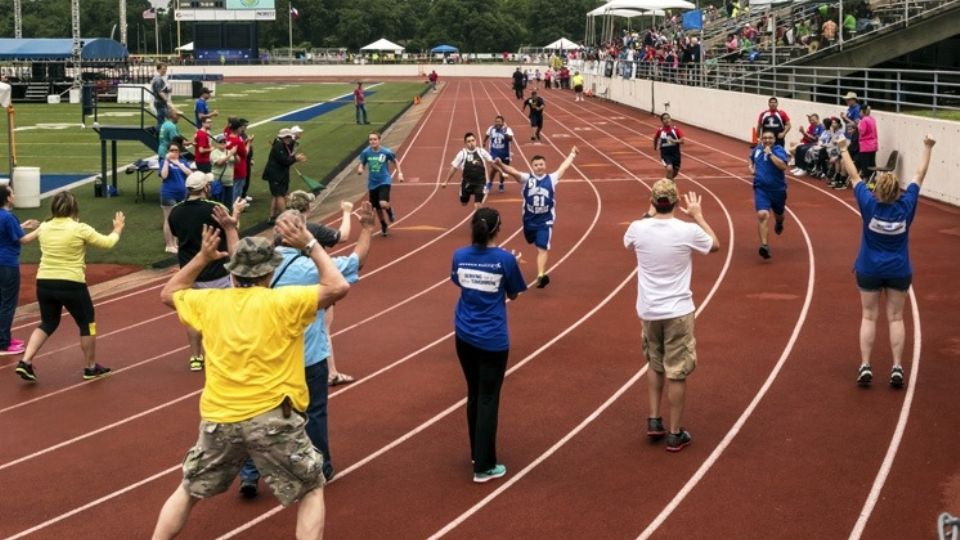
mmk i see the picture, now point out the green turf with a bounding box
[2,81,426,266]
[906,109,960,122]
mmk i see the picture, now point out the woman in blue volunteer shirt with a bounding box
[836,135,935,388]
[0,185,40,355]
[160,143,191,253]
[450,208,526,484]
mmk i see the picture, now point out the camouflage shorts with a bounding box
[181,405,325,506]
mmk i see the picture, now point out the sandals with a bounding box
[328,372,355,386]
[857,365,873,387]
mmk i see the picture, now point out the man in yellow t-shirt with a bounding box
[151,214,350,540]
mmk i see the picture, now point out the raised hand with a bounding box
[200,225,228,261]
[680,191,703,219]
[357,201,377,231]
[923,135,936,147]
[212,204,238,230]
[112,211,126,233]
[276,216,313,251]
[340,200,354,213]
[837,138,849,151]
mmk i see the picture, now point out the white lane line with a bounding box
[586,99,925,538]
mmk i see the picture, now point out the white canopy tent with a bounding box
[587,0,695,45]
[175,41,194,52]
[587,5,666,16]
[600,0,695,10]
[544,37,583,50]
[360,38,404,53]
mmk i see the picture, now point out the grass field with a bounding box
[907,109,960,122]
[0,81,426,265]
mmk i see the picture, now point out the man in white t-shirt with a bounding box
[623,179,719,453]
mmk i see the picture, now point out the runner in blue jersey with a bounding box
[494,146,578,288]
[483,116,514,193]
[836,134,935,388]
[749,131,790,260]
[356,132,404,236]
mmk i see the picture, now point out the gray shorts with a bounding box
[194,275,232,289]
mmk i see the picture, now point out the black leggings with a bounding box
[455,336,509,473]
[36,279,96,336]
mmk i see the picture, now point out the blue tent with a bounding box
[431,44,459,54]
[0,38,128,61]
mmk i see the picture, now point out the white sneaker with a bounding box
[794,170,806,177]
[790,168,802,175]
[244,196,253,203]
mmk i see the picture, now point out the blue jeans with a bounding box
[240,360,333,483]
[355,104,368,124]
[219,184,235,211]
[0,266,19,349]
[155,106,167,129]
[233,179,246,204]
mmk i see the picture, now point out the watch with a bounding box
[303,239,318,255]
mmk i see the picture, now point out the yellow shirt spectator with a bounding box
[174,285,318,423]
[572,73,585,87]
[36,217,120,283]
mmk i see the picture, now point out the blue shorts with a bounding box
[660,151,681,171]
[160,194,185,207]
[856,272,912,292]
[490,152,511,165]
[754,188,786,215]
[523,225,552,250]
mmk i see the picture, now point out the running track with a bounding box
[2,79,958,539]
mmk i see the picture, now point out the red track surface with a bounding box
[2,79,958,540]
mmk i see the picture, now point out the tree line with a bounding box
[0,0,599,53]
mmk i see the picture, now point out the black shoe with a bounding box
[665,429,692,452]
[386,208,396,223]
[774,220,784,235]
[536,274,551,288]
[323,467,336,483]
[759,245,771,259]
[530,136,537,141]
[890,366,904,388]
[857,364,873,387]
[381,223,389,237]
[647,417,666,440]
[239,479,259,498]
[15,361,37,382]
[83,364,111,381]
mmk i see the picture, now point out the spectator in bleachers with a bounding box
[831,122,859,189]
[842,11,857,39]
[855,104,878,177]
[821,17,839,46]
[842,92,862,124]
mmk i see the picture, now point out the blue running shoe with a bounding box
[473,464,507,483]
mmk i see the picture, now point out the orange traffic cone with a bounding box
[414,95,422,105]
[751,126,759,145]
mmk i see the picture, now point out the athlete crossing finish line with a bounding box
[494,146,578,288]
[357,132,404,236]
[442,132,494,209]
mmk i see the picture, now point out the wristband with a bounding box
[303,239,318,255]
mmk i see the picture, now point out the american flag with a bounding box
[143,7,156,19]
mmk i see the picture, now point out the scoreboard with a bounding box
[175,0,276,21]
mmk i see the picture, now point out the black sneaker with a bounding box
[83,364,111,381]
[665,429,692,452]
[15,361,37,382]
[890,366,904,389]
[536,274,551,289]
[857,364,873,387]
[239,479,259,498]
[381,223,389,237]
[386,208,396,223]
[530,136,537,141]
[774,220,784,235]
[759,245,771,259]
[647,417,666,440]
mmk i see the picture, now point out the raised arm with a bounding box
[553,146,579,182]
[681,192,721,253]
[276,218,350,310]
[352,202,376,269]
[81,212,125,249]
[211,203,243,256]
[495,158,525,182]
[338,200,353,241]
[913,135,936,186]
[836,137,861,187]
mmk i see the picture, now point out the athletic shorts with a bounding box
[856,272,912,292]
[369,185,391,208]
[160,194,185,207]
[754,187,787,215]
[268,179,290,197]
[460,182,485,204]
[490,153,511,165]
[574,84,584,93]
[530,114,544,128]
[195,162,212,173]
[661,151,681,171]
[194,275,232,289]
[523,225,552,250]
[642,312,697,380]
[36,279,96,336]
[180,406,325,507]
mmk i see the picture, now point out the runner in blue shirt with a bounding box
[238,202,376,496]
[749,131,790,260]
[836,134,935,389]
[356,132,404,236]
[495,146,578,288]
[451,207,526,483]
[483,115,514,193]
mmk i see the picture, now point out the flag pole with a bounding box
[288,2,294,65]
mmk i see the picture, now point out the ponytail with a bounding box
[471,208,501,246]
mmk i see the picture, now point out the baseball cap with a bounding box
[278,128,293,138]
[290,125,304,135]
[224,237,284,278]
[214,133,227,144]
[651,179,678,209]
[185,171,214,191]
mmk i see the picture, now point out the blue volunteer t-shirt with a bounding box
[160,158,190,201]
[521,172,558,228]
[451,246,527,352]
[0,209,25,267]
[750,144,789,191]
[846,104,862,122]
[358,147,397,190]
[273,248,361,366]
[194,98,209,127]
[854,182,919,278]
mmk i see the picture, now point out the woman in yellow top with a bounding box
[15,192,125,383]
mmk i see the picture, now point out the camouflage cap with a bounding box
[224,236,284,278]
[651,178,678,209]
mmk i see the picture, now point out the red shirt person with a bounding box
[757,96,791,145]
[193,118,213,173]
[354,82,369,124]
